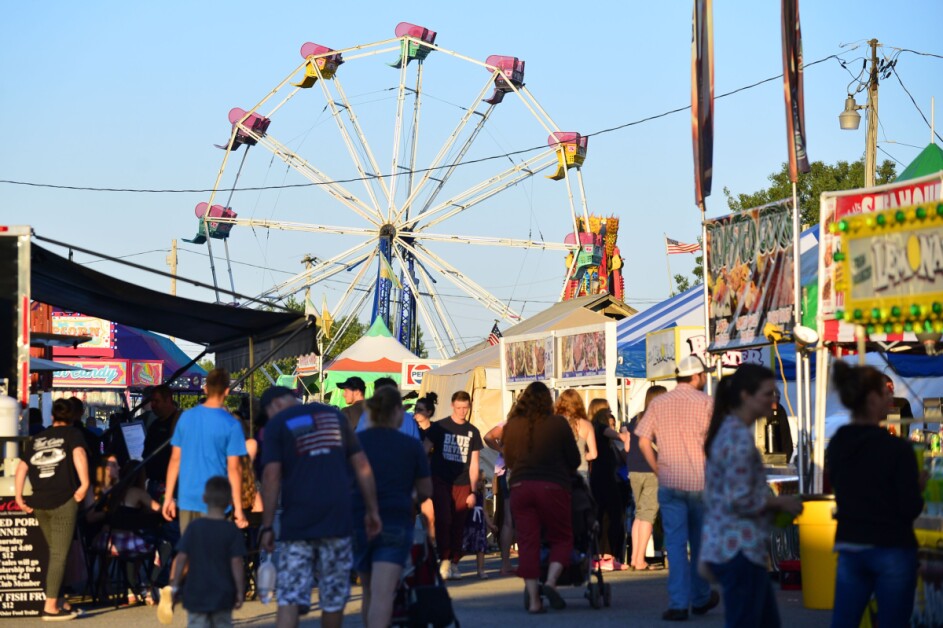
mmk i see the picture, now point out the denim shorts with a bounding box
[353,522,412,573]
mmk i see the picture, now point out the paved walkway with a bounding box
[66,555,831,627]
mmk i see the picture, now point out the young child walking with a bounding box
[158,476,247,626]
[461,473,497,579]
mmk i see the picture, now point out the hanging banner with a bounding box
[691,0,714,209]
[51,315,116,357]
[52,360,129,388]
[130,361,163,387]
[503,333,554,388]
[837,203,943,332]
[559,327,607,380]
[819,172,943,342]
[781,0,809,183]
[706,199,796,351]
[646,327,765,380]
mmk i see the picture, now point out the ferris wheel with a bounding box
[191,23,592,357]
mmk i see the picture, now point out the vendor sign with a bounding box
[836,202,943,334]
[819,173,943,342]
[131,361,163,387]
[706,200,795,351]
[51,315,116,357]
[401,360,449,390]
[0,498,48,618]
[503,333,554,387]
[556,323,616,385]
[52,359,129,388]
[646,327,765,380]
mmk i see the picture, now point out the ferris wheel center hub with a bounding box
[379,223,397,238]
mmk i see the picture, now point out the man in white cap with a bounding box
[634,355,719,621]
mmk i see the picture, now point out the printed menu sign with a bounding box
[0,498,48,618]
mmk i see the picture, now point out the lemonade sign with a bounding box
[837,201,943,334]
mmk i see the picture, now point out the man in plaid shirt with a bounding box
[635,356,720,621]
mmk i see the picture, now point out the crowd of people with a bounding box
[11,354,926,627]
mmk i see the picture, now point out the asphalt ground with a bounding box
[47,554,833,627]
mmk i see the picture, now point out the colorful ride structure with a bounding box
[563,215,624,301]
[190,23,595,355]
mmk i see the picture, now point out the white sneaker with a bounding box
[438,559,451,582]
[449,563,462,580]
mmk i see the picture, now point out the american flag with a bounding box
[666,237,700,255]
[487,322,502,346]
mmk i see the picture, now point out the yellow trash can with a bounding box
[795,497,838,610]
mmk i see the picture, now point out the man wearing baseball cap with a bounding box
[337,377,366,429]
[634,355,719,621]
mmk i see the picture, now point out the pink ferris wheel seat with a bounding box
[546,132,588,180]
[214,107,271,151]
[390,22,437,68]
[184,203,238,243]
[483,55,525,105]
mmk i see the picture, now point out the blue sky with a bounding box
[2,1,941,358]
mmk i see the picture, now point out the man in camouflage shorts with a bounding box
[259,387,381,628]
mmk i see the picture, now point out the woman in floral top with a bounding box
[699,364,801,628]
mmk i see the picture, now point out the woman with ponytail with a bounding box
[504,382,580,614]
[827,361,924,627]
[700,364,802,627]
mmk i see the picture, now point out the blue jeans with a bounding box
[830,547,917,628]
[658,486,712,610]
[708,552,780,628]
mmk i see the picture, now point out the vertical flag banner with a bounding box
[691,0,714,211]
[781,0,810,182]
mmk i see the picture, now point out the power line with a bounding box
[888,63,943,144]
[0,52,854,196]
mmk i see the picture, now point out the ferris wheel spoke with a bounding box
[255,238,378,301]
[332,77,392,207]
[216,217,377,239]
[332,247,379,320]
[315,71,386,219]
[390,246,448,357]
[518,86,561,135]
[413,259,462,355]
[324,276,376,356]
[392,74,498,225]
[412,232,575,251]
[408,151,558,231]
[239,127,380,226]
[400,241,520,322]
[385,54,412,222]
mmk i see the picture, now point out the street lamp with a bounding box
[838,39,879,187]
[838,96,862,130]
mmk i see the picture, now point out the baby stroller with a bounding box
[538,475,611,609]
[391,520,460,627]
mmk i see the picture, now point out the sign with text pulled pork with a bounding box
[0,498,48,618]
[706,200,795,351]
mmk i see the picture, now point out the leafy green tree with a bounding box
[673,274,691,294]
[723,158,897,226]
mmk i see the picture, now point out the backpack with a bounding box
[239,455,258,511]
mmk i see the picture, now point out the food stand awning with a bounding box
[30,244,317,371]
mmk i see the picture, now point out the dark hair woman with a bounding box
[503,382,580,614]
[826,361,924,627]
[699,364,802,627]
[626,386,666,570]
[354,387,433,628]
[413,392,438,439]
[15,398,90,619]
[588,399,628,569]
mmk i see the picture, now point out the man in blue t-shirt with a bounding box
[354,377,420,439]
[162,368,247,534]
[259,386,381,628]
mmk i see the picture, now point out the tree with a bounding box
[723,158,897,226]
[673,274,691,294]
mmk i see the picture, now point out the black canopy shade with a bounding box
[30,244,317,370]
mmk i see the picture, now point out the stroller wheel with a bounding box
[603,583,612,607]
[587,583,603,609]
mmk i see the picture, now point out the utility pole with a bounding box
[166,239,177,341]
[864,38,880,187]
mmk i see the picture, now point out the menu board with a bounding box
[0,498,48,618]
[503,335,554,387]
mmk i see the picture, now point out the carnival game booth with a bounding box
[319,317,421,409]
